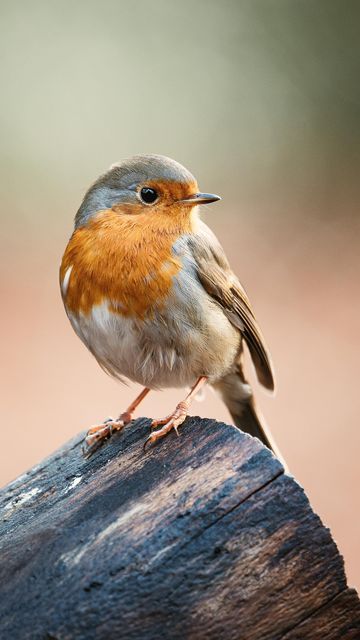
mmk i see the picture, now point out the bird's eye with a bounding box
[139,187,158,204]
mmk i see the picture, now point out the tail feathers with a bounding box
[229,397,276,453]
[215,372,285,467]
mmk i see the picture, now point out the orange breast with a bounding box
[60,208,194,319]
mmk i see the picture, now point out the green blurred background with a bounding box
[1,1,359,589]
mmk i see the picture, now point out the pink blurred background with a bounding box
[1,1,359,590]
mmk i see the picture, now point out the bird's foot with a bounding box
[145,401,189,449]
[83,412,132,457]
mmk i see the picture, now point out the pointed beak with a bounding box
[179,192,221,205]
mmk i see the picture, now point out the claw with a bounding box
[144,424,176,451]
[82,418,126,458]
[82,388,152,458]
[144,401,189,450]
[143,434,155,451]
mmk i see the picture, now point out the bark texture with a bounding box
[0,417,359,639]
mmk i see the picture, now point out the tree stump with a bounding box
[0,417,359,640]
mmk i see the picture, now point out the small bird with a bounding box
[60,154,278,456]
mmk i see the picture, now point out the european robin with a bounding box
[60,155,278,456]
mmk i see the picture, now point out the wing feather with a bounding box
[188,221,275,391]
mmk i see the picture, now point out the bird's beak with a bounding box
[179,192,221,205]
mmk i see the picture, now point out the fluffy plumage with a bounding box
[60,154,276,451]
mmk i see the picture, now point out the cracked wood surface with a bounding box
[0,417,359,639]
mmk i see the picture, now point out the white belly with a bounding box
[66,277,240,390]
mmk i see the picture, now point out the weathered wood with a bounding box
[281,590,360,639]
[0,417,358,640]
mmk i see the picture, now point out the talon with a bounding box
[87,424,111,438]
[144,401,190,450]
[150,401,189,432]
[81,388,152,458]
[82,419,126,458]
[143,434,156,451]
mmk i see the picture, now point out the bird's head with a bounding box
[75,154,220,228]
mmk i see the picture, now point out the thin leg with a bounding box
[118,387,151,424]
[83,387,151,457]
[145,376,208,449]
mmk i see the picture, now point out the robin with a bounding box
[60,154,279,457]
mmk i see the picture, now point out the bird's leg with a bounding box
[83,387,150,457]
[116,386,151,424]
[145,376,208,449]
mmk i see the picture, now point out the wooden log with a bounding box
[0,417,359,640]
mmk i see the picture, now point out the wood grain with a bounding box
[0,417,358,639]
[281,589,360,639]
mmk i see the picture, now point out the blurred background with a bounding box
[1,0,359,589]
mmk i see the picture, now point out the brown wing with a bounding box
[188,221,275,391]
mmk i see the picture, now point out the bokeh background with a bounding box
[1,0,359,589]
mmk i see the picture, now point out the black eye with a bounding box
[140,187,158,204]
